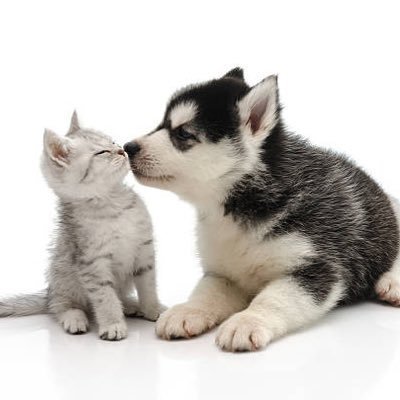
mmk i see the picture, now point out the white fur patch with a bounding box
[169,101,198,129]
[375,196,400,305]
[198,212,316,294]
[136,131,243,202]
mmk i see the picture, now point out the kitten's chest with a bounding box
[77,208,148,267]
[197,214,315,294]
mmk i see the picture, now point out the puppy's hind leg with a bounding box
[375,260,400,307]
[376,196,400,306]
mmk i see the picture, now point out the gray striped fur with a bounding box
[0,113,164,340]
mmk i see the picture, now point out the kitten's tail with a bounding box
[0,290,48,317]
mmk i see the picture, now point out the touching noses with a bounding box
[123,141,141,159]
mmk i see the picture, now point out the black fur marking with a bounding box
[94,212,123,219]
[222,67,245,81]
[80,155,97,183]
[169,127,199,152]
[149,74,250,153]
[99,280,114,287]
[80,254,113,266]
[132,265,153,277]
[224,128,399,303]
[86,280,114,293]
[124,203,136,210]
[164,78,249,144]
[80,272,100,280]
[292,260,338,303]
[142,239,153,246]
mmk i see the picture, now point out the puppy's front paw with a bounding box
[156,304,216,340]
[215,311,272,352]
[99,321,128,341]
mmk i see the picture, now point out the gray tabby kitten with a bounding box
[0,113,163,341]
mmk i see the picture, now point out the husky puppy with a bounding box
[124,68,400,351]
[0,113,163,340]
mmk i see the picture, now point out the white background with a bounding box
[0,1,399,399]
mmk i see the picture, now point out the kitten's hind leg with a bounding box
[131,245,165,321]
[58,308,89,334]
[133,267,166,321]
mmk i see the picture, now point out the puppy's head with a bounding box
[125,68,281,202]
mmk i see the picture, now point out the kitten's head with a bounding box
[41,112,129,200]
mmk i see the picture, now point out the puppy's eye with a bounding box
[176,127,194,141]
[94,150,110,156]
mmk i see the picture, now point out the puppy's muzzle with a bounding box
[123,141,141,160]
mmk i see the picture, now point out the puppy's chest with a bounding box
[197,214,315,294]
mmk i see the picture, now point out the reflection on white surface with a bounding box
[0,303,399,400]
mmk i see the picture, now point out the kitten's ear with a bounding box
[222,67,245,81]
[43,129,71,167]
[68,110,80,134]
[237,75,279,137]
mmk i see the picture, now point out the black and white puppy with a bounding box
[124,68,400,352]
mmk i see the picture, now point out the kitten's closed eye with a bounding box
[94,150,111,156]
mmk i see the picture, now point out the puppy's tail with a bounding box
[0,290,48,317]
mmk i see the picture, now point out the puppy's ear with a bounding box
[43,129,71,167]
[68,110,80,134]
[237,75,279,137]
[222,67,245,81]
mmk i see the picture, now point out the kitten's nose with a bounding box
[123,141,141,158]
[117,148,125,156]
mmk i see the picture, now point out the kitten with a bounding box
[0,112,164,340]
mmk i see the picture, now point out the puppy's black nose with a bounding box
[123,141,141,158]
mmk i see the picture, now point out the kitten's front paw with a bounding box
[124,299,166,321]
[156,304,216,340]
[60,309,89,335]
[99,321,128,341]
[215,311,272,352]
[140,303,167,322]
[123,298,141,317]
